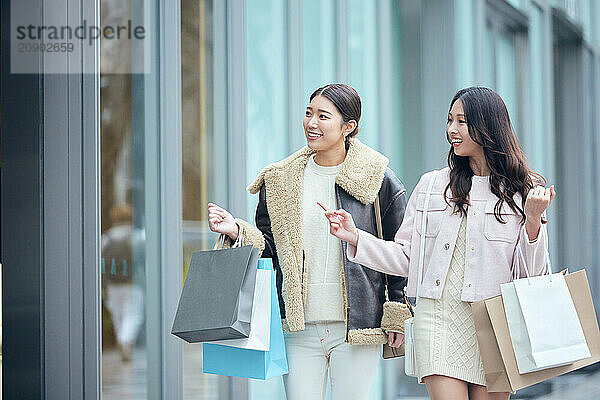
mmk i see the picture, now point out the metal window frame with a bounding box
[225,0,249,398]
[158,0,184,398]
[1,0,101,398]
[226,0,248,219]
[42,0,102,397]
[1,0,46,398]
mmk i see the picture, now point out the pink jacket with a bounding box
[348,168,549,302]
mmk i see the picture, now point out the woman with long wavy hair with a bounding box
[323,87,555,400]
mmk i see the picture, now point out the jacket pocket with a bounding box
[415,194,447,238]
[483,200,521,243]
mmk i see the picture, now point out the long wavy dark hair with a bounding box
[444,87,546,223]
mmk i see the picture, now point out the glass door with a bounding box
[100,0,160,398]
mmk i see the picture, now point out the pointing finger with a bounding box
[317,202,331,212]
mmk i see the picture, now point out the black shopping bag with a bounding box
[172,244,259,343]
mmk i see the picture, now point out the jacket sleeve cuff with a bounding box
[222,218,266,255]
[516,222,549,277]
[381,301,412,333]
[520,222,546,249]
[347,229,376,264]
[524,210,548,244]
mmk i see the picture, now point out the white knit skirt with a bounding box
[413,217,486,386]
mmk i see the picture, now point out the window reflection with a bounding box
[181,0,225,397]
[100,0,148,398]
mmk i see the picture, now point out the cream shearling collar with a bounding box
[247,138,389,204]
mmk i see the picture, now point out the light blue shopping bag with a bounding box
[202,258,289,380]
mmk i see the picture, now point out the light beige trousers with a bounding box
[283,321,381,400]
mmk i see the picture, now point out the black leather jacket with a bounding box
[255,168,407,338]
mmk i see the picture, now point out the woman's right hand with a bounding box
[208,203,239,241]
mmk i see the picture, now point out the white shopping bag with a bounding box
[501,245,590,374]
[210,268,271,351]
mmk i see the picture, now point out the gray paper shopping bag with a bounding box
[171,245,259,343]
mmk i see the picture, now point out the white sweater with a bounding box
[302,155,345,323]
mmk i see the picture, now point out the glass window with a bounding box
[483,21,496,88]
[302,0,336,101]
[348,0,379,150]
[483,21,522,139]
[580,0,593,42]
[246,1,288,397]
[594,0,600,46]
[100,0,154,397]
[527,3,546,169]
[180,0,229,397]
[246,0,289,221]
[455,0,476,89]
[496,28,520,135]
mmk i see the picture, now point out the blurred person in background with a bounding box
[102,204,144,362]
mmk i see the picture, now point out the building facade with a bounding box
[2,0,600,399]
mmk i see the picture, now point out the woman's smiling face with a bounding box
[303,95,350,152]
[447,98,482,158]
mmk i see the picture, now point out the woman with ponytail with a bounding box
[208,84,409,400]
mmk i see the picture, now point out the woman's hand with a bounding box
[318,202,359,247]
[524,185,556,241]
[208,203,239,240]
[388,332,404,348]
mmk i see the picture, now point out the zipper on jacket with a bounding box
[336,187,351,342]
[302,250,305,283]
[301,250,306,305]
[345,306,350,342]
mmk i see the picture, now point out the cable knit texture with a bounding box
[414,216,486,385]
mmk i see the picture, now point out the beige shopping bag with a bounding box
[472,269,600,393]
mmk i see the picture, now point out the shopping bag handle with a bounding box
[515,238,552,284]
[213,231,246,250]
